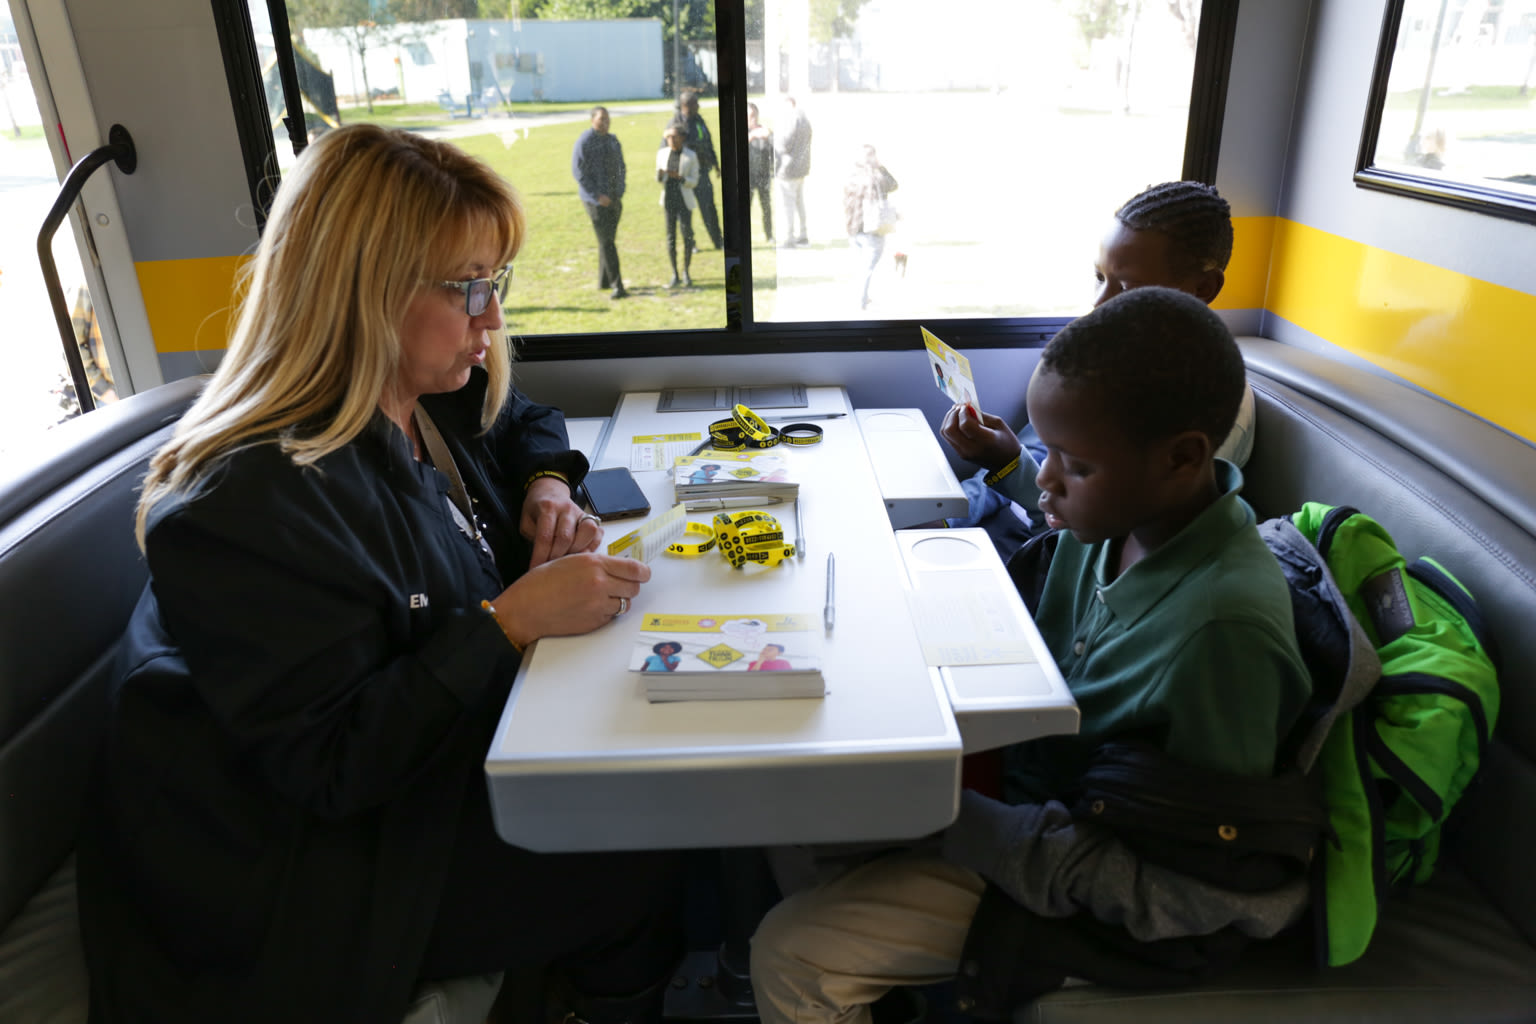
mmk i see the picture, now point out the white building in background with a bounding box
[303,18,664,106]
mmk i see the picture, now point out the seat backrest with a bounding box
[1237,338,1536,949]
[0,377,204,930]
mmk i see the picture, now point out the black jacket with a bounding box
[950,743,1329,1019]
[77,372,586,1024]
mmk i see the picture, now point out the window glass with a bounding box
[0,14,118,461]
[253,1,728,335]
[248,1,1205,337]
[750,0,1204,322]
[1361,0,1536,214]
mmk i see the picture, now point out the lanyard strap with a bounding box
[414,404,482,543]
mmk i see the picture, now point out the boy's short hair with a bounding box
[1116,181,1233,275]
[1040,286,1244,449]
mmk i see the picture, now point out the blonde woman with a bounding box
[77,125,682,1024]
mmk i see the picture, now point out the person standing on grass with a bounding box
[842,144,898,311]
[656,124,699,289]
[675,89,724,250]
[774,95,813,247]
[747,102,775,244]
[572,106,628,300]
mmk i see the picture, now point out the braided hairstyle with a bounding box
[1041,286,1244,450]
[1115,181,1233,276]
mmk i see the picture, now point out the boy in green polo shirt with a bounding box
[750,287,1313,1023]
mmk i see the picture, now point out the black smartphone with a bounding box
[580,467,651,521]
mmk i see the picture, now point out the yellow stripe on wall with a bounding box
[135,227,1534,444]
[136,255,248,354]
[1264,218,1536,442]
[1214,216,1274,313]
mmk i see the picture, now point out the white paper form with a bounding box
[906,571,1038,667]
[628,432,705,472]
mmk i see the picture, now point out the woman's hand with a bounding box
[522,477,602,568]
[490,552,649,647]
[940,404,1022,472]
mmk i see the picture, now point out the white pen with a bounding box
[684,496,787,512]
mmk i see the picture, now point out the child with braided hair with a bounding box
[942,181,1255,560]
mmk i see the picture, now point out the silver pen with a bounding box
[794,498,806,560]
[824,553,836,632]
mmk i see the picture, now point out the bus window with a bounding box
[238,0,1215,348]
[0,22,119,459]
[248,0,729,336]
[1358,0,1536,221]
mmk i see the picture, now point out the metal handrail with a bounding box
[36,122,136,416]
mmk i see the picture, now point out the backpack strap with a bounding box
[1258,517,1382,773]
[1005,528,1062,618]
[1407,557,1502,670]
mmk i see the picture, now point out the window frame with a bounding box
[218,0,1237,360]
[1354,0,1536,227]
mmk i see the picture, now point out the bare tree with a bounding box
[288,0,422,112]
[1165,0,1199,52]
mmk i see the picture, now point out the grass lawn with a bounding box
[450,105,738,338]
[356,98,668,131]
[354,91,1193,336]
[1387,85,1536,110]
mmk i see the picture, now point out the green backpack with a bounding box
[1290,502,1501,966]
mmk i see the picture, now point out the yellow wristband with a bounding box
[525,469,570,490]
[708,418,780,450]
[983,455,1021,489]
[712,510,795,569]
[665,521,717,557]
[730,403,774,441]
[481,599,525,653]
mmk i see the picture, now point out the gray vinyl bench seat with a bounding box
[1018,337,1536,1021]
[0,377,499,1024]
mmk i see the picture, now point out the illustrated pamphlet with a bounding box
[921,326,979,413]
[672,451,799,502]
[905,579,1037,667]
[627,432,704,472]
[630,612,825,701]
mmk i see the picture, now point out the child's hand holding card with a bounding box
[920,326,980,415]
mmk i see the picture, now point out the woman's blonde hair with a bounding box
[136,125,525,546]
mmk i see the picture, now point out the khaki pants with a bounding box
[749,853,985,1024]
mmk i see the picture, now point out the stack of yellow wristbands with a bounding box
[703,403,824,451]
[711,509,797,568]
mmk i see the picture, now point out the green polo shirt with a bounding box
[1005,461,1311,804]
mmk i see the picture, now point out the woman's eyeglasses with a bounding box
[439,264,513,317]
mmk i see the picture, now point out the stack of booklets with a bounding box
[630,612,825,702]
[673,452,800,504]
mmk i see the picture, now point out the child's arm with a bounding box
[940,404,1019,470]
[940,791,1309,942]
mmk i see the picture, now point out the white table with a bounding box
[487,388,1075,852]
[856,409,969,528]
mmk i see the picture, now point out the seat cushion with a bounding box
[402,971,503,1024]
[0,855,502,1024]
[1019,867,1536,1023]
[0,856,88,1024]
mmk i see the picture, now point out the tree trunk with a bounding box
[358,43,374,113]
[1,76,21,139]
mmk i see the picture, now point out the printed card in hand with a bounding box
[921,326,979,414]
[630,612,825,701]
